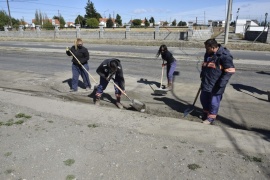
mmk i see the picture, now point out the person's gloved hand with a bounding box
[66,47,70,51]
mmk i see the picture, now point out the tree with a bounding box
[144,17,150,27]
[84,0,101,20]
[132,19,142,26]
[106,14,114,28]
[149,17,155,25]
[43,19,54,30]
[0,10,9,30]
[75,15,85,27]
[35,10,43,25]
[172,19,176,26]
[178,21,187,26]
[115,14,122,26]
[86,18,99,28]
[163,21,169,26]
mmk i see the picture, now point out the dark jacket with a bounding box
[161,50,176,64]
[200,45,235,94]
[96,58,125,90]
[66,45,89,65]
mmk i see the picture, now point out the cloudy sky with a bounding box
[0,0,269,24]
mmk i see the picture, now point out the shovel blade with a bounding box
[183,106,194,117]
[154,88,167,95]
[130,99,146,113]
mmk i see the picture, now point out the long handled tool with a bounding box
[67,48,98,87]
[183,87,201,117]
[153,65,168,95]
[110,81,146,113]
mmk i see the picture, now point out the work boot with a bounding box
[116,97,123,109]
[94,97,100,106]
[167,81,173,90]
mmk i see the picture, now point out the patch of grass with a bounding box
[4,152,12,157]
[63,159,75,166]
[0,121,3,126]
[15,113,31,119]
[188,163,201,170]
[88,123,98,128]
[243,155,262,162]
[5,119,14,126]
[47,120,54,123]
[66,175,76,180]
[15,120,24,124]
[198,150,204,153]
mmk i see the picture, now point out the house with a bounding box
[65,22,75,27]
[99,18,116,27]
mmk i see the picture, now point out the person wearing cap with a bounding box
[95,58,125,109]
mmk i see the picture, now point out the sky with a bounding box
[0,0,269,25]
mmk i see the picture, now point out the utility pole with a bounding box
[235,8,240,33]
[264,13,268,29]
[6,0,13,28]
[224,0,232,45]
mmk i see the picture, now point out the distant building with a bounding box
[99,18,116,27]
[65,22,75,27]
[235,19,259,34]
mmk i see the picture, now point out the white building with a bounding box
[235,19,259,34]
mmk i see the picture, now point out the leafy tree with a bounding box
[144,17,150,27]
[43,19,54,30]
[115,14,122,26]
[86,18,99,28]
[84,0,101,20]
[163,21,169,26]
[75,15,85,27]
[172,19,176,26]
[132,19,142,26]
[0,10,9,30]
[34,10,43,25]
[106,14,114,28]
[178,21,187,26]
[149,17,155,25]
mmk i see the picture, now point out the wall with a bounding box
[0,28,212,41]
[245,31,268,43]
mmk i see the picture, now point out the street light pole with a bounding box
[224,0,232,45]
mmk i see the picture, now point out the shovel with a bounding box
[183,87,201,117]
[67,48,98,88]
[153,65,168,95]
[110,81,146,113]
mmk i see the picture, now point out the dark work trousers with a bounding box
[167,60,177,82]
[71,63,91,91]
[200,91,223,121]
[96,77,122,97]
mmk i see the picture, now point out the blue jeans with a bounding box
[167,60,176,82]
[71,63,91,91]
[96,77,122,97]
